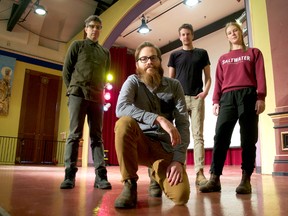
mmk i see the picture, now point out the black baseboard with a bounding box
[272,171,288,176]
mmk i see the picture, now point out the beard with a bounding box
[136,65,163,90]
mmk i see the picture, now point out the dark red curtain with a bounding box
[102,47,135,165]
[186,148,242,165]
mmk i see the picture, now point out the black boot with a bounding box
[114,179,137,208]
[199,173,221,193]
[148,168,162,197]
[94,167,112,189]
[236,170,252,194]
[60,167,78,189]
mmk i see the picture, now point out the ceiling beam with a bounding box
[94,0,118,16]
[7,0,31,32]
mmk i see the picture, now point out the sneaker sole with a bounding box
[60,185,74,189]
[95,184,112,189]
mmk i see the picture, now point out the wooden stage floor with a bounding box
[0,165,287,216]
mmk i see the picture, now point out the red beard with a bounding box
[136,65,163,90]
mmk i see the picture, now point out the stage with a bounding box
[0,165,287,216]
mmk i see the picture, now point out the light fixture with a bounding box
[137,15,151,34]
[183,0,201,7]
[34,0,47,16]
[243,27,248,37]
[235,11,246,24]
[103,103,111,112]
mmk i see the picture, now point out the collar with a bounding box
[86,38,98,46]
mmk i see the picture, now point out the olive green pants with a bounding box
[114,116,190,205]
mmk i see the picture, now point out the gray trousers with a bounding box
[64,95,105,170]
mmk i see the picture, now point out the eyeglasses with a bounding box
[137,55,159,63]
[87,24,102,30]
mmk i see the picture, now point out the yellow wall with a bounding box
[249,0,276,174]
[0,60,24,136]
[0,60,69,141]
[72,0,140,45]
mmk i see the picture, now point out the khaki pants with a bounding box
[185,96,205,173]
[114,116,190,205]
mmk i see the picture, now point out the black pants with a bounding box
[210,88,258,175]
[64,95,105,170]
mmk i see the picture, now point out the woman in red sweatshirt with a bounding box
[199,22,267,194]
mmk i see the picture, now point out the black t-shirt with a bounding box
[168,48,210,96]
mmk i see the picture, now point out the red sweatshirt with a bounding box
[213,48,267,104]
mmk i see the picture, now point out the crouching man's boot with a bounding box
[60,167,78,189]
[94,167,112,189]
[236,170,252,194]
[199,173,221,193]
[114,179,137,208]
[148,168,162,197]
[195,169,208,186]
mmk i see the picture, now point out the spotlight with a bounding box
[243,27,248,37]
[236,11,246,24]
[137,15,151,34]
[103,103,111,112]
[107,73,113,82]
[104,83,113,101]
[104,92,111,101]
[183,0,201,7]
[105,83,113,91]
[34,0,47,16]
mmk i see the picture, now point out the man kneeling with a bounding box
[114,41,190,208]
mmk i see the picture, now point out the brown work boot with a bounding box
[199,173,221,193]
[114,179,137,208]
[149,178,162,197]
[195,169,208,186]
[148,168,162,197]
[236,170,252,194]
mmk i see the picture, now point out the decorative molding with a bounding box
[281,131,288,151]
[0,49,62,71]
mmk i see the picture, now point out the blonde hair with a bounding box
[225,22,247,51]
